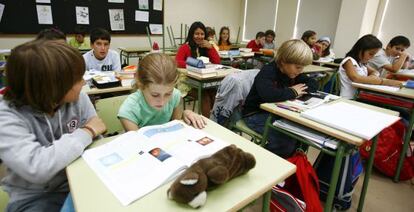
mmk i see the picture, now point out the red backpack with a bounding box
[271,151,323,212]
[360,120,414,181]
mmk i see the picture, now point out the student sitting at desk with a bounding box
[83,28,121,72]
[118,53,205,131]
[206,27,219,52]
[0,40,106,212]
[36,27,66,43]
[246,31,265,52]
[218,26,232,51]
[315,36,335,61]
[368,35,411,78]
[263,29,276,50]
[68,25,90,50]
[339,34,402,99]
[301,30,321,60]
[175,21,221,117]
[242,39,318,158]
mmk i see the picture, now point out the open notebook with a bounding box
[82,120,228,206]
[352,82,401,92]
[300,102,400,140]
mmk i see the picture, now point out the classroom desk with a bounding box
[137,50,177,59]
[313,60,340,68]
[66,119,296,212]
[391,69,414,79]
[353,83,414,182]
[118,47,152,65]
[82,80,134,96]
[303,64,335,74]
[260,99,399,212]
[178,67,240,114]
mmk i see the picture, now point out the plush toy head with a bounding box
[167,144,256,208]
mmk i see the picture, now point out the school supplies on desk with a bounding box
[92,74,121,89]
[300,102,400,140]
[352,82,401,92]
[186,57,205,68]
[277,91,340,112]
[82,120,228,206]
[403,80,414,89]
[186,64,224,74]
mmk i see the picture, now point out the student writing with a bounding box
[242,39,318,158]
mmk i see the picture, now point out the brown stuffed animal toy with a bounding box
[167,144,256,208]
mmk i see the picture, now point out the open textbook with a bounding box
[277,91,340,111]
[82,120,229,206]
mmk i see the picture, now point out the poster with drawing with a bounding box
[138,0,149,10]
[108,0,124,3]
[135,10,148,22]
[109,9,125,31]
[36,0,51,3]
[149,24,162,34]
[153,0,162,11]
[36,5,53,25]
[76,6,89,25]
[0,4,4,23]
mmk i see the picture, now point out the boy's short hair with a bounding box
[74,25,87,36]
[36,28,66,41]
[206,27,215,37]
[301,30,316,41]
[276,39,313,66]
[255,31,265,39]
[4,40,85,114]
[90,28,111,44]
[265,30,275,38]
[389,35,410,48]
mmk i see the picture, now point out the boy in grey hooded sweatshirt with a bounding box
[0,40,106,212]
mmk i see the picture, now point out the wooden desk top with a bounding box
[303,64,335,73]
[118,47,152,53]
[392,69,414,79]
[178,67,240,81]
[82,80,134,95]
[313,61,340,68]
[67,119,296,212]
[352,82,414,99]
[260,99,399,146]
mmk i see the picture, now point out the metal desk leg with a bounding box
[262,190,271,212]
[324,143,345,212]
[357,135,378,211]
[197,82,203,114]
[394,110,414,182]
[262,115,273,146]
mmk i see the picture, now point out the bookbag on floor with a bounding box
[315,150,363,210]
[360,120,414,181]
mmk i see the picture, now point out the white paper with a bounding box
[0,4,4,23]
[153,0,162,11]
[82,121,228,205]
[75,6,89,25]
[109,9,125,31]
[352,83,401,92]
[138,0,149,10]
[135,10,148,22]
[300,102,400,140]
[36,5,53,25]
[36,0,51,3]
[149,24,162,34]
[108,0,124,3]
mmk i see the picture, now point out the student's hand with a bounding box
[290,84,308,96]
[382,79,403,87]
[84,116,107,138]
[183,110,207,129]
[199,40,212,49]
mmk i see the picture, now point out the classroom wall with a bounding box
[242,0,278,42]
[0,0,243,56]
[274,0,298,46]
[376,0,414,56]
[333,0,379,57]
[295,0,342,47]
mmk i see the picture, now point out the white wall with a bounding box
[274,0,298,46]
[242,0,278,41]
[376,0,414,56]
[333,0,379,57]
[295,0,342,46]
[0,0,243,53]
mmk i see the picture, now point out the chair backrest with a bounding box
[95,95,129,135]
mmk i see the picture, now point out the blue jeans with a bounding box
[244,112,297,158]
[6,192,67,212]
[60,193,75,212]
